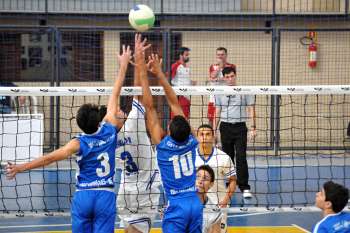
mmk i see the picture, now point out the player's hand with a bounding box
[248,128,257,142]
[116,109,127,121]
[118,45,132,67]
[219,198,229,208]
[134,33,151,59]
[5,162,20,180]
[147,53,163,76]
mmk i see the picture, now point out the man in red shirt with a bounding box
[208,47,236,126]
[171,47,195,119]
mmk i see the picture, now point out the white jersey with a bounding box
[195,147,236,205]
[116,99,160,193]
[202,196,222,233]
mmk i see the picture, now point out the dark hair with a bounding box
[76,103,106,134]
[177,47,190,58]
[222,66,236,76]
[323,181,349,213]
[169,115,191,143]
[197,124,214,136]
[197,165,215,182]
[216,47,227,54]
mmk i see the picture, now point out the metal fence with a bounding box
[0,26,349,152]
[0,0,348,15]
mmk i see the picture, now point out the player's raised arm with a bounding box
[134,34,151,103]
[104,45,132,129]
[135,35,164,145]
[148,54,184,118]
[6,139,79,180]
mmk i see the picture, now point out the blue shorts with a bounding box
[162,195,203,233]
[71,190,116,233]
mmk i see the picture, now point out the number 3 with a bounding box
[96,152,110,177]
[121,151,139,175]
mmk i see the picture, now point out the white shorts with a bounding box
[203,208,223,233]
[117,187,160,233]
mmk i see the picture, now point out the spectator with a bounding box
[312,181,350,233]
[171,47,195,119]
[208,47,236,126]
[213,66,256,199]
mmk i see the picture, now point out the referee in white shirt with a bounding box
[213,66,257,199]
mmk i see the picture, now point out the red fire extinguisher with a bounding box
[308,42,317,68]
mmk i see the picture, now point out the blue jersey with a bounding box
[312,212,350,233]
[75,121,118,190]
[156,134,198,200]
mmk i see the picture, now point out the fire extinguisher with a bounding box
[308,42,317,68]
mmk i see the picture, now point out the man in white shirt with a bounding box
[213,66,256,199]
[170,47,196,119]
[195,124,237,233]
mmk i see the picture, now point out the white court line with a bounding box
[0,221,141,229]
[292,224,311,233]
[148,211,275,224]
[228,212,275,218]
[0,213,310,229]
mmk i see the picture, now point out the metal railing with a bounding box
[0,0,348,15]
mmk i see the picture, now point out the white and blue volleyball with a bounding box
[129,5,155,32]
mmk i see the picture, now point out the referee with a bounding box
[213,66,257,199]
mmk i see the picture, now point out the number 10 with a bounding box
[169,151,194,179]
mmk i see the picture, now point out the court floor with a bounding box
[0,211,325,233]
[1,156,349,232]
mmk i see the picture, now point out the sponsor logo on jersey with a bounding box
[78,177,114,188]
[88,134,115,148]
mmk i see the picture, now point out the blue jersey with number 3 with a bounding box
[75,121,118,190]
[156,134,198,200]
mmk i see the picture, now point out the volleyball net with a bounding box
[0,85,349,215]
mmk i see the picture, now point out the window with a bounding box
[61,31,103,81]
[0,31,103,82]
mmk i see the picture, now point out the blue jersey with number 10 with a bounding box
[74,121,118,190]
[156,134,198,200]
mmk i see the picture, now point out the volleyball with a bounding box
[129,5,155,32]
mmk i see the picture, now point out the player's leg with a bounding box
[188,195,204,233]
[162,199,188,233]
[93,190,116,233]
[120,189,159,233]
[233,123,250,192]
[71,191,94,233]
[220,212,228,233]
[125,216,152,233]
[220,122,236,164]
[126,224,144,233]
